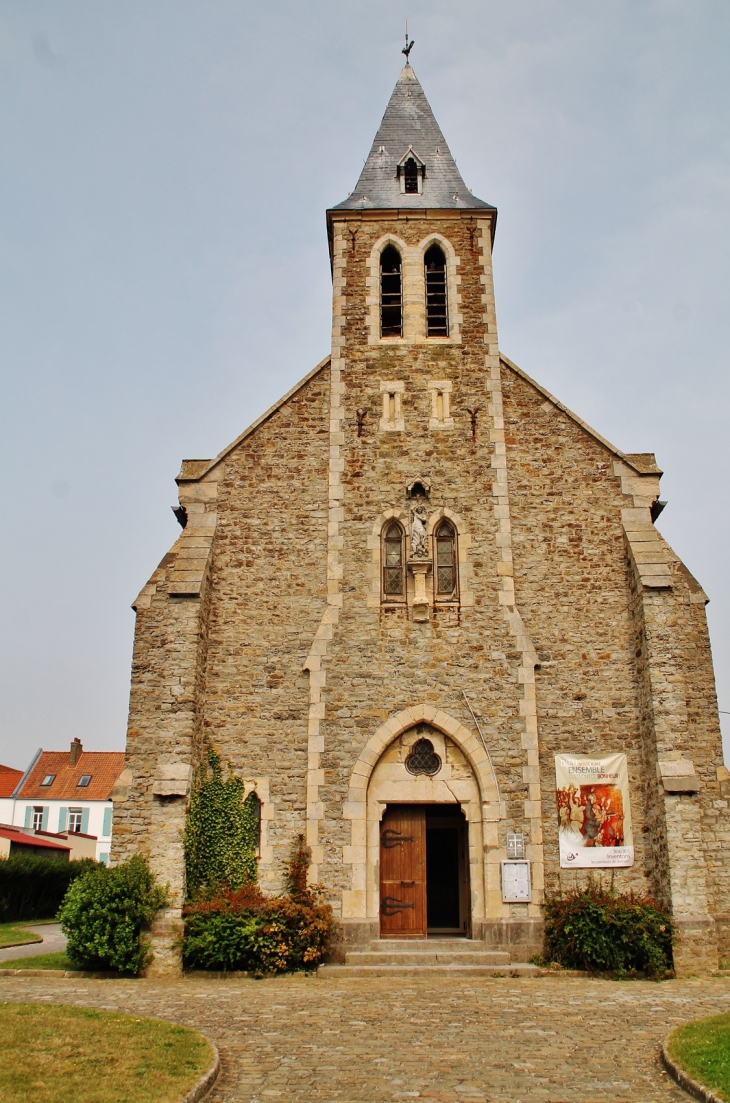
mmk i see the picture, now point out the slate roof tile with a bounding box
[331,64,495,213]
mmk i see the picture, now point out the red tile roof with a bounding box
[0,825,71,853]
[18,750,125,801]
[0,765,23,798]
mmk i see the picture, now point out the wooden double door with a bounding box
[379,804,470,938]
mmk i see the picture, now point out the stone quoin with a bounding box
[112,61,730,976]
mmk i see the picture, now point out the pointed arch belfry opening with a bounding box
[341,706,505,938]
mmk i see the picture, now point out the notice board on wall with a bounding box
[555,753,634,869]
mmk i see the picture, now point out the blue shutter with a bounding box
[80,808,89,834]
[58,807,68,832]
[23,806,31,828]
[41,807,48,830]
[102,807,112,837]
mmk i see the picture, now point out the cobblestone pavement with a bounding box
[3,973,730,1101]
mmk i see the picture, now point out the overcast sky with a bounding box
[1,1,729,770]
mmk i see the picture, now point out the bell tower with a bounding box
[309,62,547,947]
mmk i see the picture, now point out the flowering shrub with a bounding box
[543,882,673,977]
[183,837,333,974]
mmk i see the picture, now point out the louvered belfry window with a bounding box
[435,521,458,598]
[403,157,419,193]
[425,244,448,336]
[383,521,405,598]
[380,246,403,337]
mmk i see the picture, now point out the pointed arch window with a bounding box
[382,521,406,600]
[425,244,449,337]
[380,246,402,338]
[434,520,458,599]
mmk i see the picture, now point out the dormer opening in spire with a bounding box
[380,245,403,338]
[397,148,425,195]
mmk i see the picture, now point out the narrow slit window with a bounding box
[425,244,448,337]
[245,791,262,854]
[382,522,405,599]
[380,246,402,338]
[403,157,419,194]
[434,521,458,599]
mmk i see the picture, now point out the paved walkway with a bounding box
[2,972,729,1101]
[0,922,66,963]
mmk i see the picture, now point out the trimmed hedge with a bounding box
[0,855,96,922]
[183,836,333,975]
[58,855,167,975]
[544,882,673,977]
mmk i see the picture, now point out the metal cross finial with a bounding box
[402,24,414,63]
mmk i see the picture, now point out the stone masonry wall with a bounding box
[198,370,331,893]
[500,366,651,897]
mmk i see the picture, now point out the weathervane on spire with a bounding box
[402,24,414,63]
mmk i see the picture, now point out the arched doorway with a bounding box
[366,722,485,939]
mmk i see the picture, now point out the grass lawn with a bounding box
[0,951,76,970]
[667,1012,730,1101]
[0,1002,213,1103]
[0,921,43,948]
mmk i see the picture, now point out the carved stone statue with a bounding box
[410,505,429,559]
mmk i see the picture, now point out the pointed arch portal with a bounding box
[342,705,505,938]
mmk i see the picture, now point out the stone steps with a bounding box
[319,938,539,978]
[346,950,510,966]
[318,962,539,977]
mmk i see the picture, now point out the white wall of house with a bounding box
[8,799,114,863]
[0,797,15,825]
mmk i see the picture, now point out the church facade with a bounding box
[112,63,730,976]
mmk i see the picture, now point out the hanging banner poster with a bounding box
[555,753,634,868]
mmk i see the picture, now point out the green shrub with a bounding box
[0,855,95,922]
[183,836,333,974]
[544,882,672,977]
[58,855,167,975]
[184,748,259,897]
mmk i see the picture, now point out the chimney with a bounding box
[69,738,83,765]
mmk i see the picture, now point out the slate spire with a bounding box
[332,64,494,212]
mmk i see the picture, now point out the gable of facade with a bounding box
[113,62,729,978]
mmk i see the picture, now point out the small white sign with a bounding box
[501,860,531,903]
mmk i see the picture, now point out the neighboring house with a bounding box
[0,764,24,825]
[0,824,71,860]
[10,739,125,864]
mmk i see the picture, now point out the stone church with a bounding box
[112,62,730,976]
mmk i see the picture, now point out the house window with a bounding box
[425,244,448,336]
[68,808,83,833]
[403,157,419,193]
[434,521,458,599]
[382,522,406,600]
[32,806,44,831]
[40,774,55,787]
[77,775,92,787]
[380,246,402,338]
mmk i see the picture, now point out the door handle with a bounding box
[400,880,415,887]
